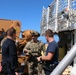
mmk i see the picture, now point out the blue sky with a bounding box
[0,0,56,43]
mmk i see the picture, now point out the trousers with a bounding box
[2,62,16,75]
[43,64,58,75]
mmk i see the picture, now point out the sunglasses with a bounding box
[32,35,37,37]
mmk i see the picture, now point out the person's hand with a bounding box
[15,72,19,75]
[0,63,2,72]
[24,50,29,53]
[37,57,41,61]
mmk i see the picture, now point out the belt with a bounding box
[50,63,58,68]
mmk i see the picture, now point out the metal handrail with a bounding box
[50,44,76,75]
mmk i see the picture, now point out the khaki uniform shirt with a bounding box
[23,40,45,56]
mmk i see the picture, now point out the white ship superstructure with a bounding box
[41,0,76,35]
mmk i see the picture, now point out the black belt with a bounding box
[43,64,58,72]
[50,63,58,66]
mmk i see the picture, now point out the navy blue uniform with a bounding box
[2,38,18,75]
[45,40,58,75]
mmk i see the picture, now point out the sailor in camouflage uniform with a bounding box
[23,31,44,75]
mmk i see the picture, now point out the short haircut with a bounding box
[45,29,54,37]
[6,28,16,37]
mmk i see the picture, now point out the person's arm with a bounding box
[23,42,30,53]
[37,42,57,61]
[8,43,18,69]
[37,52,54,61]
[41,52,54,60]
